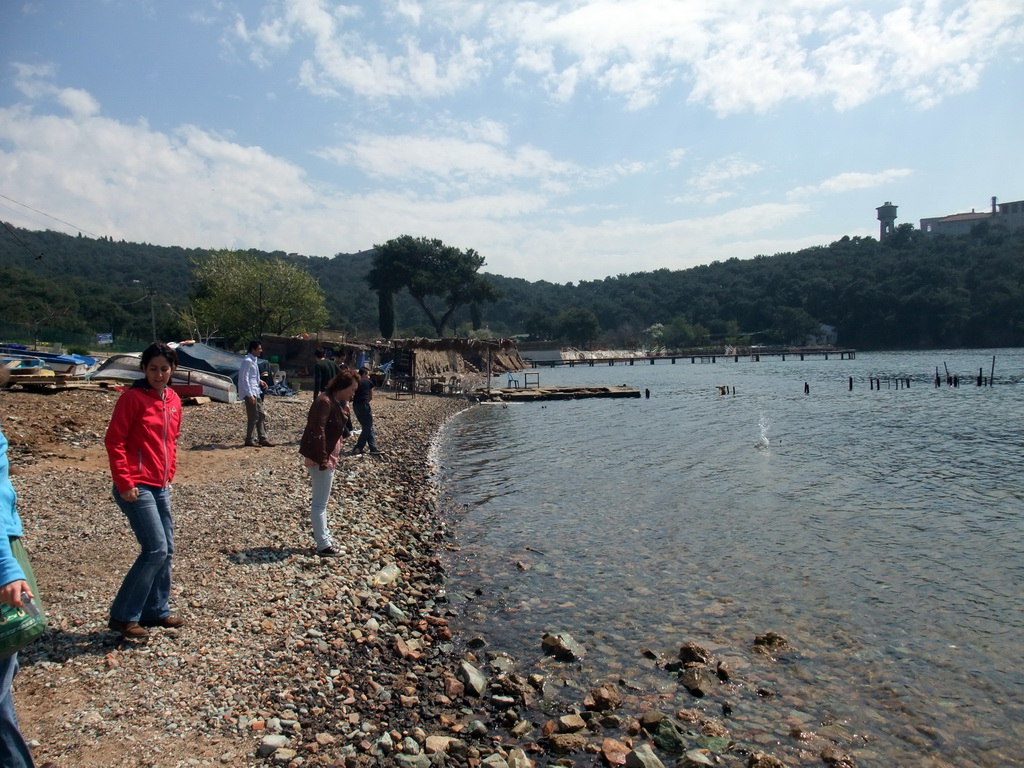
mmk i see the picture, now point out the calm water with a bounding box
[435,349,1024,767]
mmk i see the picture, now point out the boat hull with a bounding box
[90,354,238,403]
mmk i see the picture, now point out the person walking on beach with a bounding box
[0,368,55,768]
[351,367,381,455]
[312,346,338,400]
[239,340,273,447]
[298,369,358,557]
[104,343,184,640]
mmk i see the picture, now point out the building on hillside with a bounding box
[876,202,898,241]
[920,196,1024,235]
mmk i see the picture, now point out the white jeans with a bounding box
[306,465,334,550]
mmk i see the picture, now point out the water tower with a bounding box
[876,201,898,240]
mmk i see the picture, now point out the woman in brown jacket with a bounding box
[298,369,358,556]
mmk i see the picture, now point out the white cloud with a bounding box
[395,0,424,26]
[667,148,687,168]
[13,62,58,99]
[227,1,1024,115]
[230,0,490,98]
[788,169,914,199]
[675,155,764,204]
[492,201,813,281]
[55,87,100,118]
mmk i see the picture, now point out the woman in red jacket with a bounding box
[104,342,183,639]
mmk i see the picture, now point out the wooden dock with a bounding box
[483,385,641,402]
[7,375,115,393]
[525,346,856,367]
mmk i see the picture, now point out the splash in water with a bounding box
[756,412,771,451]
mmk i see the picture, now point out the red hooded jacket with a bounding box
[105,381,182,494]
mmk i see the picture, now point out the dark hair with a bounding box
[358,367,369,375]
[248,340,262,353]
[315,346,327,358]
[140,342,178,370]
[325,369,358,394]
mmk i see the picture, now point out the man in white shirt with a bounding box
[239,340,273,447]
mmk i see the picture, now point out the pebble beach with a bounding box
[2,388,478,768]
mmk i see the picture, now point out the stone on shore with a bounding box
[541,631,586,661]
[625,743,667,768]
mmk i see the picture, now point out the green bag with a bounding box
[0,537,47,659]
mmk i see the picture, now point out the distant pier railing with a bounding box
[523,347,856,368]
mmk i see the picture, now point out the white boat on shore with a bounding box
[89,354,238,403]
[0,345,99,376]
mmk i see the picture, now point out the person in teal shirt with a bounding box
[0,402,47,767]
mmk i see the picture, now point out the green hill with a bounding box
[2,221,1023,351]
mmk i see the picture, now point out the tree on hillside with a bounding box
[523,309,553,341]
[189,250,329,344]
[554,307,600,348]
[766,306,821,345]
[377,290,395,340]
[366,235,501,337]
[660,317,699,349]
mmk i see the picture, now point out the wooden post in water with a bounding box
[486,345,492,398]
[849,377,853,391]
[990,356,996,387]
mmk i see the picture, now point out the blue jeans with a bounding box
[353,402,378,452]
[110,484,174,624]
[306,465,335,550]
[0,653,34,768]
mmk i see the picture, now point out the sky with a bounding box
[1,1,1023,284]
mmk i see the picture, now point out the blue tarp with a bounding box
[172,342,250,384]
[172,342,295,395]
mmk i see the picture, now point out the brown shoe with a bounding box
[140,615,186,628]
[108,618,149,639]
[259,440,276,447]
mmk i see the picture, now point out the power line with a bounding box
[0,218,44,261]
[0,192,102,239]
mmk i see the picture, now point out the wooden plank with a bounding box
[487,385,641,402]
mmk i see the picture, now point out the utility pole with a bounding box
[132,280,157,341]
[148,286,156,341]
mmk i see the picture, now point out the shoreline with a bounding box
[1,387,854,768]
